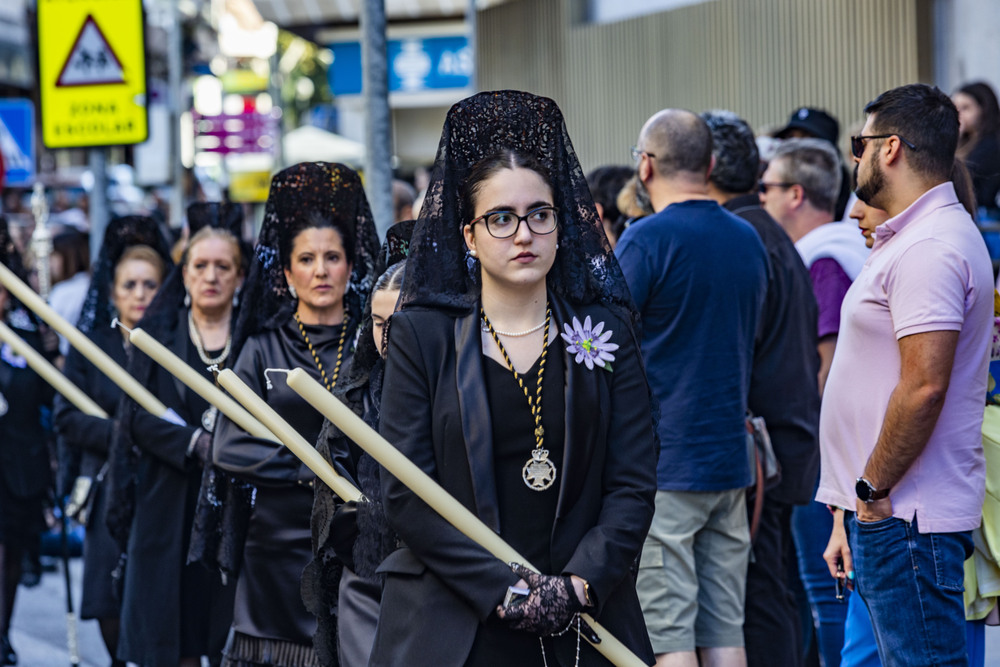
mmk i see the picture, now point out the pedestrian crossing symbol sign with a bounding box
[37,0,148,148]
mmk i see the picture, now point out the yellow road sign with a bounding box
[37,0,148,148]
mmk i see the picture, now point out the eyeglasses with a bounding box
[758,181,797,194]
[469,206,559,239]
[850,134,918,159]
[630,145,656,162]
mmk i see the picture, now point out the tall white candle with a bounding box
[284,368,645,667]
[128,327,278,442]
[215,369,361,503]
[0,263,169,418]
[0,321,107,418]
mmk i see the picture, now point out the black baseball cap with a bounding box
[775,107,840,146]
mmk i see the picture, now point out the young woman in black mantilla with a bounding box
[304,219,412,667]
[212,162,378,667]
[371,91,659,666]
[55,214,172,667]
[107,204,246,667]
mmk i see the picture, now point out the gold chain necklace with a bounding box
[294,312,349,392]
[481,304,556,492]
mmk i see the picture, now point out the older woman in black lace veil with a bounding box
[0,215,58,667]
[212,162,378,667]
[107,204,245,667]
[55,215,172,667]
[304,219,411,666]
[372,91,658,667]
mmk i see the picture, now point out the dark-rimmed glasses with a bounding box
[469,206,559,239]
[850,134,918,159]
[630,146,656,162]
[758,181,797,194]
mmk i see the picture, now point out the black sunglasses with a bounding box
[850,134,918,159]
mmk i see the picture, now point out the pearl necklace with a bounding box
[188,311,232,367]
[480,319,546,337]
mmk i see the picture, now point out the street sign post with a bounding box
[0,99,35,187]
[37,0,148,148]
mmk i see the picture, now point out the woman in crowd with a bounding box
[306,219,411,667]
[109,204,245,667]
[954,81,1000,220]
[55,215,171,667]
[49,229,91,357]
[0,216,55,667]
[212,162,378,667]
[370,91,658,666]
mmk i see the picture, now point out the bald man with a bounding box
[616,110,769,667]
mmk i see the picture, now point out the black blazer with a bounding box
[372,295,658,666]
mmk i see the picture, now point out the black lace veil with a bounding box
[75,215,173,335]
[231,162,380,358]
[401,90,638,326]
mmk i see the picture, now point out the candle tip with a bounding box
[111,317,133,333]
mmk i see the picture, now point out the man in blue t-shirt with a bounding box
[616,109,768,667]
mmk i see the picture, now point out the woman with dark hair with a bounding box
[370,91,658,666]
[108,204,245,667]
[954,81,1000,219]
[212,162,378,667]
[0,216,56,666]
[55,216,171,667]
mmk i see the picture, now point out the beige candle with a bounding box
[284,368,646,667]
[0,263,169,418]
[128,327,278,442]
[0,321,107,418]
[215,369,361,503]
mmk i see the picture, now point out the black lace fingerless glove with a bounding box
[497,563,584,636]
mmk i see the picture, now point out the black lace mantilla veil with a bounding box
[75,215,173,335]
[399,90,638,328]
[105,205,241,559]
[0,214,37,327]
[231,162,379,357]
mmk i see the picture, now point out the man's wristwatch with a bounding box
[855,477,890,503]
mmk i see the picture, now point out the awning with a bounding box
[250,0,510,28]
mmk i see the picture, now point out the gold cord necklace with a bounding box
[295,312,349,392]
[481,303,556,492]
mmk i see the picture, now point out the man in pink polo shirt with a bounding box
[818,83,993,666]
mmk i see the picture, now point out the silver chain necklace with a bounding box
[188,311,232,366]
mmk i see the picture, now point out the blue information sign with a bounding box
[329,35,472,96]
[0,99,35,187]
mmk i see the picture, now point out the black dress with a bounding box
[54,325,128,620]
[465,341,567,666]
[214,318,352,667]
[118,315,235,667]
[0,315,53,547]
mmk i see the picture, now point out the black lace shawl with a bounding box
[305,220,412,664]
[399,90,638,330]
[105,205,241,560]
[76,215,173,335]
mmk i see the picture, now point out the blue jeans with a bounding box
[792,500,847,666]
[845,513,973,667]
[841,587,987,667]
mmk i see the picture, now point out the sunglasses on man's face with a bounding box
[850,134,918,159]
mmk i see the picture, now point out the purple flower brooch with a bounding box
[561,315,618,372]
